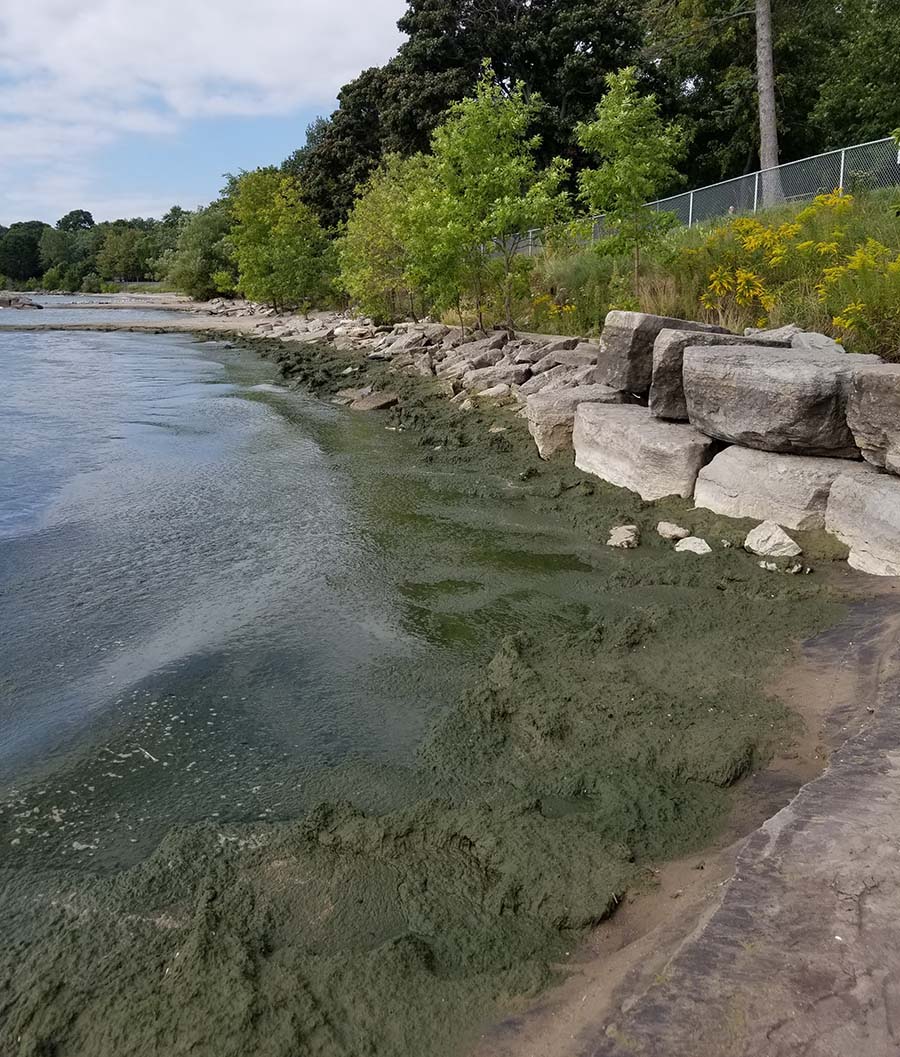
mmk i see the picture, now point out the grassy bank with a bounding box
[0,334,849,1057]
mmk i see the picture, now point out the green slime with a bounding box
[0,336,846,1057]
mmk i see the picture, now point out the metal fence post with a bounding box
[753,172,760,213]
[688,191,694,228]
[838,148,847,192]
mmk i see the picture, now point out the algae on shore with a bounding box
[0,334,845,1057]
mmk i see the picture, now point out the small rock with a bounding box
[607,525,640,549]
[349,391,399,412]
[675,537,713,555]
[657,521,690,541]
[744,521,802,558]
[488,425,508,434]
[791,332,845,355]
[458,398,474,412]
[476,383,512,400]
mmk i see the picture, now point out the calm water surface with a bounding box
[0,324,595,871]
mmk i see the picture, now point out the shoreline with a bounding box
[2,304,895,1056]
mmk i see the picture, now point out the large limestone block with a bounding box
[694,446,875,530]
[463,363,530,392]
[683,346,882,457]
[526,384,627,459]
[650,330,790,421]
[846,364,900,473]
[597,311,729,395]
[573,405,714,501]
[826,471,900,576]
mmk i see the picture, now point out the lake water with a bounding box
[0,323,595,872]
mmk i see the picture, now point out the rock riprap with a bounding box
[573,404,714,501]
[826,470,900,576]
[649,330,791,422]
[694,446,875,531]
[526,385,628,459]
[846,364,900,473]
[683,346,882,457]
[597,311,729,394]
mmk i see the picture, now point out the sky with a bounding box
[0,0,407,226]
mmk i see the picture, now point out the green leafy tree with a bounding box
[56,209,95,232]
[95,226,155,282]
[411,65,571,329]
[165,202,235,300]
[576,67,684,282]
[229,170,334,311]
[338,154,428,321]
[0,222,49,281]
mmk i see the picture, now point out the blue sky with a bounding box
[0,1,406,225]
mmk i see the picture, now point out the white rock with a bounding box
[826,471,900,576]
[476,383,511,400]
[744,521,802,558]
[657,521,691,541]
[675,537,712,555]
[694,447,876,530]
[574,405,714,501]
[607,525,640,549]
[525,384,627,459]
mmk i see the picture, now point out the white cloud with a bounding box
[0,0,406,222]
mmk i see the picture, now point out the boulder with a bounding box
[516,364,576,400]
[573,405,714,501]
[607,525,640,549]
[744,323,804,342]
[507,341,548,365]
[649,330,791,421]
[791,332,845,355]
[597,310,729,395]
[463,363,530,392]
[531,343,601,374]
[542,337,580,354]
[475,383,511,400]
[683,346,882,457]
[744,521,802,559]
[413,352,435,377]
[526,384,628,459]
[657,521,690,541]
[846,364,900,473]
[350,391,399,412]
[826,471,900,576]
[675,537,712,555]
[438,346,507,379]
[694,446,876,530]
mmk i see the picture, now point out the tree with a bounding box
[576,67,684,282]
[338,154,428,321]
[410,64,571,329]
[56,209,95,232]
[95,226,154,282]
[281,1,644,227]
[229,170,334,311]
[165,202,236,300]
[0,222,49,281]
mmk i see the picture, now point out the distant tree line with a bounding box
[0,207,189,292]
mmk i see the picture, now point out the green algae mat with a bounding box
[0,337,846,1057]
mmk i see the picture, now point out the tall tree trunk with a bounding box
[756,0,782,204]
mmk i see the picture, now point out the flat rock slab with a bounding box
[587,606,900,1057]
[463,363,530,391]
[684,346,882,457]
[525,384,627,459]
[573,404,714,501]
[847,364,900,473]
[694,446,875,530]
[826,470,900,576]
[650,330,791,421]
[597,310,729,395]
[349,391,399,412]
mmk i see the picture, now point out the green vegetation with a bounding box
[2,0,899,339]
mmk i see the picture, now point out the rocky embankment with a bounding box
[201,299,900,580]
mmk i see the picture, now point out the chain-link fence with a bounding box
[511,137,900,256]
